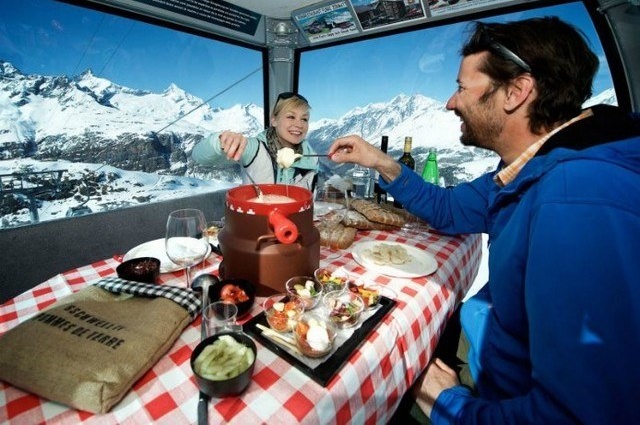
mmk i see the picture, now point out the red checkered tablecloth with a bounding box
[0,229,481,424]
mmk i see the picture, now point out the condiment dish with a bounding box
[209,278,256,317]
[116,257,160,284]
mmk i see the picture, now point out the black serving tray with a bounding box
[244,296,396,387]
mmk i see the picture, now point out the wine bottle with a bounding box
[422,148,439,185]
[374,136,388,203]
[393,137,415,208]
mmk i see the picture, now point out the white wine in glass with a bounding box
[165,209,208,289]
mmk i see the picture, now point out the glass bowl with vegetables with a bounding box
[322,290,365,329]
[313,266,351,294]
[348,281,381,309]
[263,293,305,333]
[293,312,337,358]
[285,276,323,310]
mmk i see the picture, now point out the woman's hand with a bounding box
[329,135,402,183]
[218,131,248,161]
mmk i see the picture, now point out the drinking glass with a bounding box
[203,217,225,273]
[165,209,208,289]
[400,213,430,240]
[314,187,349,260]
[351,165,371,198]
[204,301,240,336]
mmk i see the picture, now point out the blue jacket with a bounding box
[382,105,640,424]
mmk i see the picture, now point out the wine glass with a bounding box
[165,209,209,289]
[400,212,431,240]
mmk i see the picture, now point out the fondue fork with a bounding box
[242,167,264,199]
[302,148,351,158]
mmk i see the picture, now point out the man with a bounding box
[329,17,640,423]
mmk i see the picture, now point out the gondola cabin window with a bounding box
[0,0,264,228]
[0,0,617,228]
[298,1,617,188]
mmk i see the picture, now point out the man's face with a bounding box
[446,53,504,151]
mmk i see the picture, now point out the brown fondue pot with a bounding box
[218,184,320,296]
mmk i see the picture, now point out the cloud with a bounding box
[51,19,64,32]
[418,53,445,74]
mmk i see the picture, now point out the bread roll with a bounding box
[350,199,406,228]
[316,221,357,250]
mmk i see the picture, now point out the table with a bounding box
[0,228,481,424]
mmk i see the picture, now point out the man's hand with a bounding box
[412,358,460,418]
[328,135,402,182]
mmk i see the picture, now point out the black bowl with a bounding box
[116,257,160,283]
[209,279,256,317]
[190,332,257,398]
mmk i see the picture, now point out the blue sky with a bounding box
[1,0,264,108]
[1,0,613,121]
[300,2,614,119]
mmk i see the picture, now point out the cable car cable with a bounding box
[152,66,262,135]
[71,15,106,77]
[98,22,136,76]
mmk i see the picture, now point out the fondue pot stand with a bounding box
[218,184,320,296]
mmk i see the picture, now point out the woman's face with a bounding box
[271,105,309,148]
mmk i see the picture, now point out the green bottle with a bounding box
[422,148,439,185]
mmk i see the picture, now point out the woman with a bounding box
[192,92,318,191]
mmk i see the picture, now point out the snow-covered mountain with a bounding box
[0,61,263,170]
[309,93,460,152]
[583,87,617,108]
[0,60,618,228]
[305,92,496,183]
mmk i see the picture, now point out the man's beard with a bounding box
[458,91,503,150]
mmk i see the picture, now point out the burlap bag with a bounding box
[0,277,199,414]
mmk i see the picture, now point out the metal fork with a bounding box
[242,167,263,199]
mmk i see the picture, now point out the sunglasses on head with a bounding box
[478,25,532,75]
[276,92,309,104]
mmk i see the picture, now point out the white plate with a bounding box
[123,238,211,273]
[351,241,438,278]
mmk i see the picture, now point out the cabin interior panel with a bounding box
[0,189,228,304]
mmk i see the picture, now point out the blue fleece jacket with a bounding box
[382,105,640,424]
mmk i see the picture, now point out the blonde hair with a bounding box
[272,96,311,118]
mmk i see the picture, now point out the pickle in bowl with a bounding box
[190,332,257,398]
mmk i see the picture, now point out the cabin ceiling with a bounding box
[224,0,323,19]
